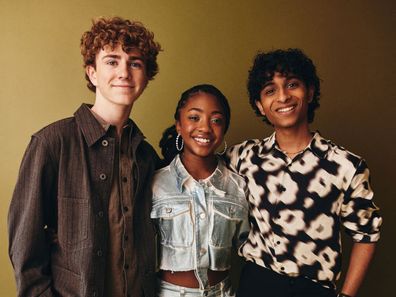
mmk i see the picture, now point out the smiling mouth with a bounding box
[276,105,296,113]
[194,137,211,144]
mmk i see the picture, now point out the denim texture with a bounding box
[151,155,249,289]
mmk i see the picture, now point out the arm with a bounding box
[8,136,56,297]
[339,242,376,296]
[340,159,382,297]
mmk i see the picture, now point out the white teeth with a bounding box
[277,106,295,113]
[194,137,210,143]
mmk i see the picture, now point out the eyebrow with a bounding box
[187,107,224,115]
[101,54,144,61]
[262,74,301,88]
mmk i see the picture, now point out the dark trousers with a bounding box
[236,262,337,297]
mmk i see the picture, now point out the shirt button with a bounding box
[200,248,207,255]
[122,176,128,183]
[123,206,129,212]
[281,266,285,271]
[99,173,107,180]
[98,211,104,218]
[166,207,172,213]
[101,139,109,147]
[200,213,206,219]
[276,241,281,245]
[97,250,103,257]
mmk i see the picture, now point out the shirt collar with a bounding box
[170,154,225,193]
[261,131,330,159]
[74,103,144,148]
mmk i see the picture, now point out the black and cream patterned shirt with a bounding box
[225,132,382,287]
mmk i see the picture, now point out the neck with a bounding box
[180,153,218,180]
[91,101,132,136]
[274,126,312,156]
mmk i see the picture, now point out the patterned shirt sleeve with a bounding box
[341,159,382,243]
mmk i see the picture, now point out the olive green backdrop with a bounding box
[1,0,394,296]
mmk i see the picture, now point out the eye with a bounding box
[263,87,275,96]
[130,61,143,69]
[188,115,199,122]
[287,80,300,89]
[106,59,118,66]
[211,117,223,125]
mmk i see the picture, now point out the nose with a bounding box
[278,87,291,103]
[198,119,212,133]
[118,62,131,79]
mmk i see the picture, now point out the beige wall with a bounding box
[1,0,394,295]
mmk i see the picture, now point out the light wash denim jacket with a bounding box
[151,155,249,289]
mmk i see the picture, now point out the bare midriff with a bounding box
[159,269,229,288]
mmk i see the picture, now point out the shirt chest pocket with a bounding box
[151,201,193,248]
[210,200,246,248]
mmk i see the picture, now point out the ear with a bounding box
[255,100,265,116]
[307,86,314,103]
[86,65,98,87]
[175,121,181,135]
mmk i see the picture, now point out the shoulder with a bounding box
[322,136,365,169]
[227,138,263,159]
[32,116,77,146]
[152,165,174,194]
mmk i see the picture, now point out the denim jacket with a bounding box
[151,155,249,289]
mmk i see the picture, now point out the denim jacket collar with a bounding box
[170,154,226,194]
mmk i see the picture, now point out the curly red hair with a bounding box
[80,17,162,92]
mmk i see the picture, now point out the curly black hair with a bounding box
[247,48,321,125]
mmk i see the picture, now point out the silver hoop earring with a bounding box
[217,140,227,155]
[175,134,184,151]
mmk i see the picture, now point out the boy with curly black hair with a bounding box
[226,48,381,297]
[9,17,161,297]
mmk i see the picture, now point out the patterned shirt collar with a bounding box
[170,154,225,193]
[262,131,330,160]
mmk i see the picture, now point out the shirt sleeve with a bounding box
[8,135,56,297]
[341,159,382,243]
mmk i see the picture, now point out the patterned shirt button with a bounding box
[99,173,107,180]
[101,139,109,147]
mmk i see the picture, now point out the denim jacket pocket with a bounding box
[210,200,246,248]
[151,200,193,248]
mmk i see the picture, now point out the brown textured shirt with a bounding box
[8,104,159,297]
[90,110,136,297]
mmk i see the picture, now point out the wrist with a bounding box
[338,293,353,297]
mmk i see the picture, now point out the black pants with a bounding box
[236,262,337,297]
